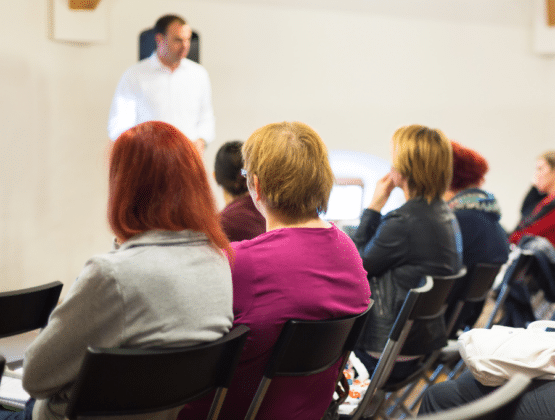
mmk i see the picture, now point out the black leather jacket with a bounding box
[352,197,463,354]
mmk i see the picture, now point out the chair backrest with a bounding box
[65,325,250,420]
[485,250,534,329]
[0,281,63,339]
[445,263,502,336]
[138,28,200,62]
[244,305,372,420]
[415,373,531,420]
[348,269,466,420]
[393,268,466,355]
[0,355,5,384]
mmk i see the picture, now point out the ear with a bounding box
[154,33,164,49]
[251,174,262,202]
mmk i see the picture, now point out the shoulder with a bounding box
[179,59,209,76]
[118,56,160,84]
[121,58,152,76]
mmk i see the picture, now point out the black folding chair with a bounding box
[0,355,5,384]
[65,325,250,420]
[345,269,465,420]
[243,306,372,420]
[444,263,503,337]
[415,373,532,420]
[403,263,503,415]
[0,281,63,381]
[484,250,534,329]
[0,281,63,340]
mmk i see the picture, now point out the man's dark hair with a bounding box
[154,15,186,36]
[215,141,249,197]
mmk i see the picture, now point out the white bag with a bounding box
[458,320,555,386]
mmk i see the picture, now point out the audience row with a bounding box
[4,119,555,420]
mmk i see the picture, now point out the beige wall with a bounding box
[0,0,552,293]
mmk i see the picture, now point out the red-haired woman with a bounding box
[12,122,233,420]
[443,141,509,334]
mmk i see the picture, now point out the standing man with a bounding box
[108,15,215,154]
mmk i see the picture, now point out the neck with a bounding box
[156,51,180,72]
[263,208,331,231]
[223,190,248,206]
[444,183,483,202]
[402,184,412,201]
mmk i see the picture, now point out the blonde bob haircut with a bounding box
[540,150,555,170]
[392,124,453,203]
[242,121,334,222]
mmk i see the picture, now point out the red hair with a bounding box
[450,140,489,191]
[108,121,230,253]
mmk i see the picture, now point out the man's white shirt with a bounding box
[108,54,215,143]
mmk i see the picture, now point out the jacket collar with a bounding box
[116,230,208,251]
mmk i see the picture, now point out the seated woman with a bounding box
[419,370,554,419]
[15,121,233,420]
[214,140,266,241]
[179,121,371,420]
[511,150,555,247]
[443,141,510,335]
[352,124,463,382]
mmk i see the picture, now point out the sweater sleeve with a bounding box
[22,258,124,398]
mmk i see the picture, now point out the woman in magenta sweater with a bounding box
[179,122,371,420]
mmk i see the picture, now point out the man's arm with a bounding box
[195,68,215,145]
[107,71,138,141]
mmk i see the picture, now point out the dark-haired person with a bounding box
[510,151,555,247]
[108,14,214,154]
[352,125,463,382]
[180,122,371,420]
[442,141,509,335]
[12,122,233,420]
[214,140,265,241]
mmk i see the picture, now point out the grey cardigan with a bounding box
[22,230,233,420]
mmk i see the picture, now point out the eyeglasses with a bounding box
[240,169,248,177]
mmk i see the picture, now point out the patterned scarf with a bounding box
[448,188,502,219]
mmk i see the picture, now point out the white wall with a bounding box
[0,0,552,292]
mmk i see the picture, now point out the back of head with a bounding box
[154,14,186,36]
[242,121,334,222]
[540,150,555,170]
[108,121,229,251]
[450,140,489,192]
[214,140,248,197]
[392,124,452,203]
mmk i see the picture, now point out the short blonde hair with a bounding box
[242,121,334,221]
[392,124,452,203]
[540,150,555,170]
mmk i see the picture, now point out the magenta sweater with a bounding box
[179,224,370,420]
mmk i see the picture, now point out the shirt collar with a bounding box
[117,230,209,251]
[149,52,189,73]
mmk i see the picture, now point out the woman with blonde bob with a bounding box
[352,124,463,382]
[180,121,371,420]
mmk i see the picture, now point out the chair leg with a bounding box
[244,377,272,420]
[206,388,227,420]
